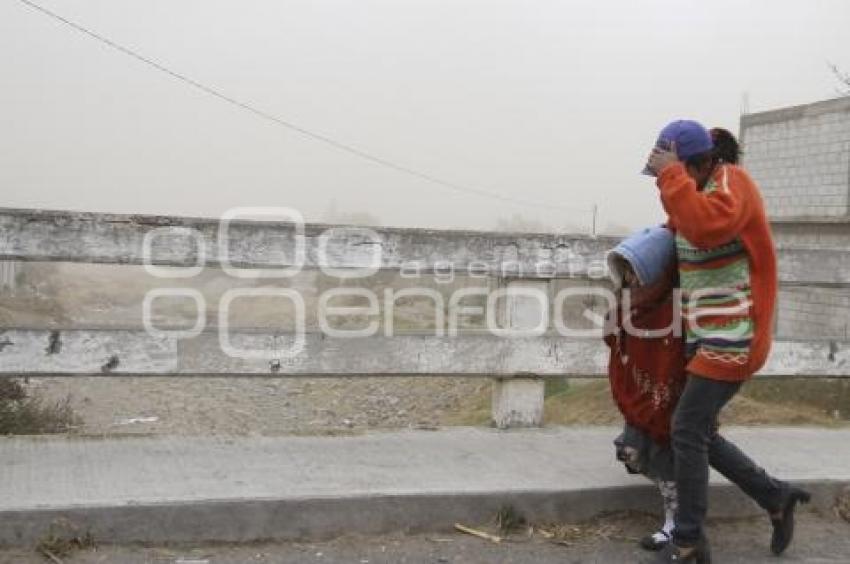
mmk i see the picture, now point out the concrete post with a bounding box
[491,375,545,429]
[491,279,550,429]
[0,261,17,292]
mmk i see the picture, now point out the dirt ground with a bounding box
[444,378,849,429]
[27,376,488,436]
[3,510,848,564]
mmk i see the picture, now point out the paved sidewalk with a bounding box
[0,426,848,546]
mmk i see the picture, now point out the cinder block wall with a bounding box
[741,96,850,220]
[769,221,848,248]
[741,97,850,340]
[777,287,850,341]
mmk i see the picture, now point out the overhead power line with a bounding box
[15,0,593,215]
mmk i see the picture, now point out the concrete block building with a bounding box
[741,96,850,340]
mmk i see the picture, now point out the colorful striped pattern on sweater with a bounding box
[676,176,753,367]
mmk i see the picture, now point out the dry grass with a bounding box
[456,506,640,547]
[35,518,96,561]
[442,378,849,428]
[468,507,647,547]
[495,505,528,535]
[835,486,850,523]
[536,515,639,546]
[0,379,81,435]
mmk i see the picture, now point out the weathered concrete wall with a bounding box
[0,208,615,279]
[1,207,848,379]
[1,329,846,378]
[2,208,844,285]
[741,96,850,219]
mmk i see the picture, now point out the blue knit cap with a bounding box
[607,226,676,288]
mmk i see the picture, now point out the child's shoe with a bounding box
[640,529,671,551]
[639,536,711,563]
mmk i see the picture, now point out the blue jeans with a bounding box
[672,374,789,545]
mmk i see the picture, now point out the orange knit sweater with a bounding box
[656,162,777,382]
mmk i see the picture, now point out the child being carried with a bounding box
[604,226,687,552]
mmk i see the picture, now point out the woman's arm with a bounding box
[656,163,750,248]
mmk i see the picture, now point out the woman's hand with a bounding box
[646,142,679,176]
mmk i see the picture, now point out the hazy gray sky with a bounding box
[2,0,849,233]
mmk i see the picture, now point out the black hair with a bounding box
[685,127,741,169]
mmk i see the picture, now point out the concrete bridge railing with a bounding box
[1,207,848,428]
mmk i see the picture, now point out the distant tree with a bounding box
[322,199,382,226]
[493,213,555,233]
[599,222,634,237]
[330,211,382,227]
[829,62,850,96]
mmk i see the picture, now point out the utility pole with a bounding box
[740,91,750,116]
[591,204,598,237]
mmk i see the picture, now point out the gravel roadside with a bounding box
[3,510,847,563]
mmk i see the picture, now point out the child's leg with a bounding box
[657,479,678,537]
[641,479,678,550]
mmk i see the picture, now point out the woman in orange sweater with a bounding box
[642,123,810,564]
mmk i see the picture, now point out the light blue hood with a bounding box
[607,226,676,288]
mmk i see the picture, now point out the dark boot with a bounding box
[770,487,812,555]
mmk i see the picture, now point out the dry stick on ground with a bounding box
[37,547,64,564]
[534,527,555,539]
[454,523,503,543]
